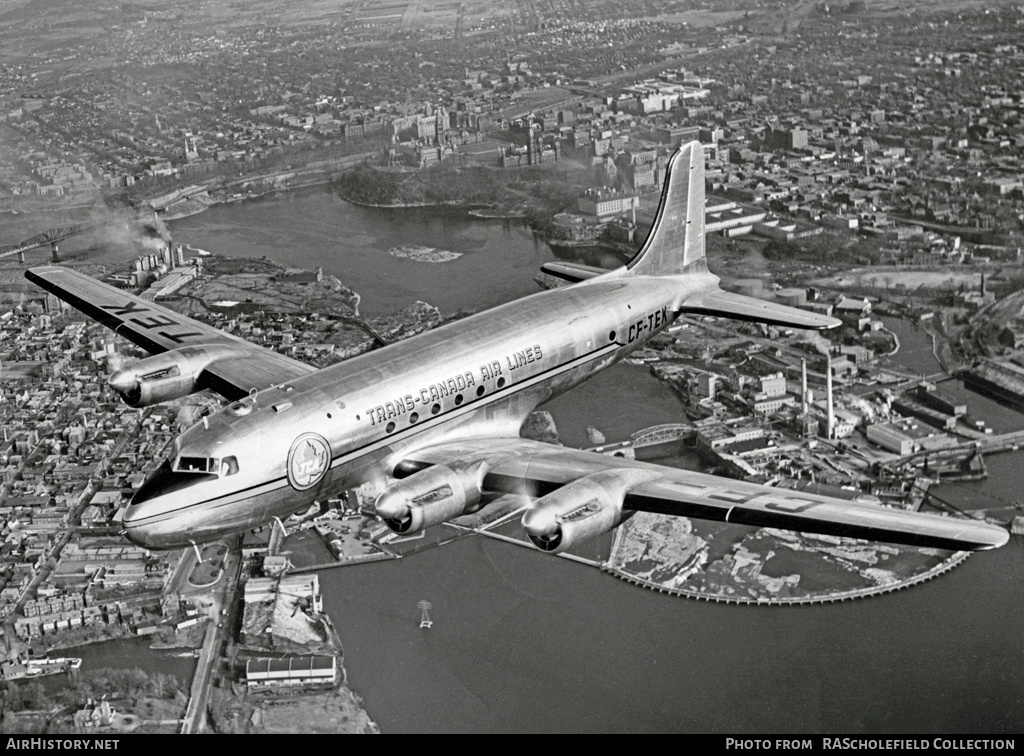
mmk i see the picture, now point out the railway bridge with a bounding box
[0,212,156,263]
[588,423,695,460]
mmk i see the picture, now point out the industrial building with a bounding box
[244,655,337,690]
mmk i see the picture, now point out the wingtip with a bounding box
[24,265,59,281]
[982,524,1011,550]
[952,520,1011,551]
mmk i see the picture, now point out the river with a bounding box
[167,188,553,318]
[115,188,1020,733]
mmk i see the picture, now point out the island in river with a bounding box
[388,244,462,263]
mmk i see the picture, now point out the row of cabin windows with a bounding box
[382,376,510,435]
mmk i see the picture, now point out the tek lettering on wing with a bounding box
[101,301,149,317]
[101,300,203,343]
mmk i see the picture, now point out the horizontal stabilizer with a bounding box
[540,262,609,284]
[685,289,841,331]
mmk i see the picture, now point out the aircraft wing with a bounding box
[26,265,316,400]
[684,289,842,331]
[539,262,608,284]
[393,438,1008,551]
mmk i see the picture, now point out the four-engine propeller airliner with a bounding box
[26,142,1008,554]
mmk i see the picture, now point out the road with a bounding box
[180,542,241,734]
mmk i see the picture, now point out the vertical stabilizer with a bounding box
[626,141,705,277]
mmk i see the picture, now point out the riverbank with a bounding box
[468,207,528,220]
[158,175,545,241]
[918,313,964,374]
[337,194,488,211]
[157,175,341,222]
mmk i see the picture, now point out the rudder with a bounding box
[626,141,705,277]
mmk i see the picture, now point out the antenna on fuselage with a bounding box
[270,516,288,554]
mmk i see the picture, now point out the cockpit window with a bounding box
[175,456,219,474]
[177,456,209,473]
[175,455,239,477]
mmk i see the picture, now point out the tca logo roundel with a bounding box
[287,433,331,491]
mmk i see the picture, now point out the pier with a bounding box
[886,427,1024,471]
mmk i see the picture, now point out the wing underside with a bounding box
[394,438,1008,551]
[26,265,316,399]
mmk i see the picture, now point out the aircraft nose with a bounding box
[121,496,163,548]
[121,459,213,550]
[121,518,154,548]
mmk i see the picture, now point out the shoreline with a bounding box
[160,179,506,220]
[546,236,636,258]
[158,176,340,221]
[335,193,489,211]
[161,179,575,252]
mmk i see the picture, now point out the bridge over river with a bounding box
[0,213,155,263]
[587,423,696,459]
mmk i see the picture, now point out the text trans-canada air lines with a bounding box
[25,141,1009,555]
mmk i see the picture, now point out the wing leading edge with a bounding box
[26,265,316,400]
[684,289,842,331]
[394,439,1008,551]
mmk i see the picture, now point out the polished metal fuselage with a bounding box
[122,269,721,548]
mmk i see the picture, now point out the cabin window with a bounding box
[221,457,239,476]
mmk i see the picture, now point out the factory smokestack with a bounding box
[826,356,835,440]
[801,359,808,415]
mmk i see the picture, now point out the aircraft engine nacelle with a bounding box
[376,462,488,535]
[108,344,249,408]
[522,470,651,554]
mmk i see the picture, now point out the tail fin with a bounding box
[626,141,706,277]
